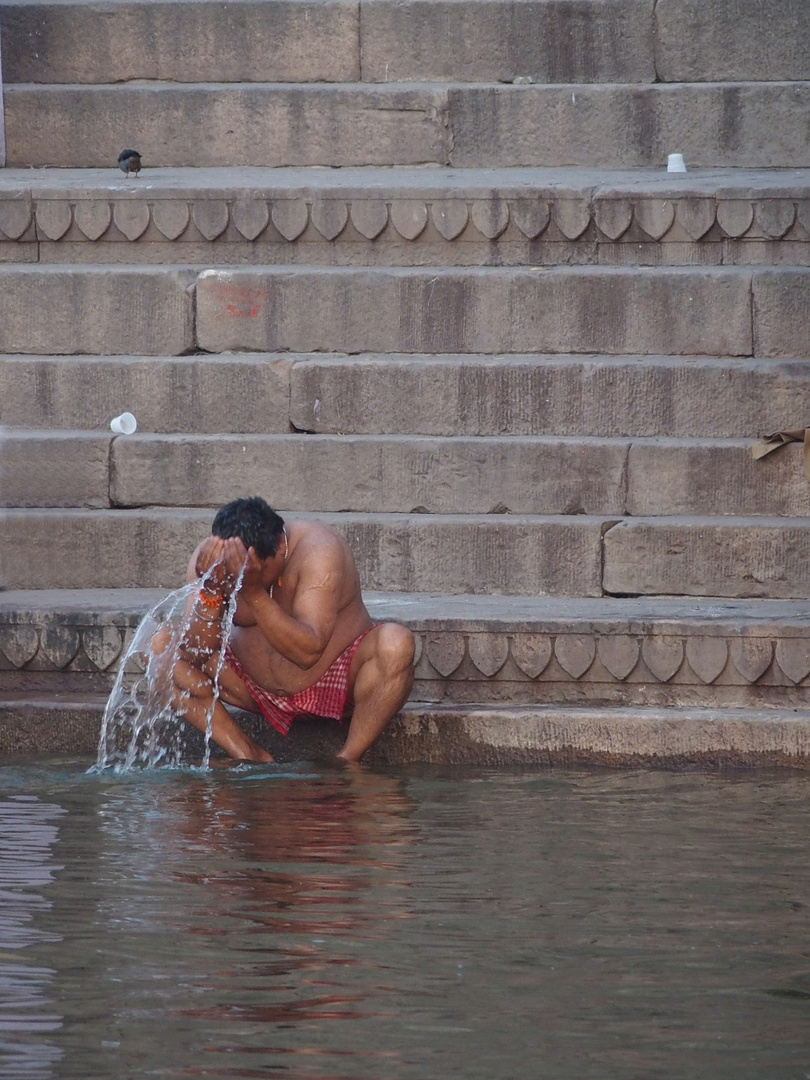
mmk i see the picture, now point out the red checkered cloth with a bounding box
[222,628,373,737]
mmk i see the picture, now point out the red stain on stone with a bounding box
[214,281,265,318]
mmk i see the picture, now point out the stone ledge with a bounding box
[2,168,810,263]
[3,694,810,767]
[3,594,810,710]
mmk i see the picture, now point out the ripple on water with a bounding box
[0,763,808,1079]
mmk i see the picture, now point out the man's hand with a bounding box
[238,545,268,602]
[195,536,248,596]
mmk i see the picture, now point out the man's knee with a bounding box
[375,623,416,675]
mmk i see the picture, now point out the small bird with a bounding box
[117,149,142,177]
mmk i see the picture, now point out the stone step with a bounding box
[8,264,808,357]
[5,82,810,169]
[4,353,809,439]
[3,694,810,767]
[192,266,802,358]
[0,266,195,355]
[290,354,810,438]
[1,0,654,86]
[4,0,808,88]
[4,509,810,598]
[0,508,611,594]
[3,166,809,268]
[3,431,808,519]
[2,593,810,757]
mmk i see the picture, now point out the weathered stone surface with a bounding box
[604,518,810,599]
[385,705,810,767]
[40,624,81,668]
[271,200,309,241]
[152,201,191,240]
[0,432,110,508]
[350,200,389,240]
[753,269,810,357]
[716,200,754,238]
[633,199,675,240]
[675,198,716,240]
[1,0,360,83]
[730,637,774,683]
[35,201,72,240]
[4,85,451,168]
[0,268,195,355]
[510,198,550,239]
[641,637,684,681]
[775,638,810,684]
[425,633,466,676]
[0,511,607,594]
[231,200,270,241]
[554,200,591,239]
[655,0,810,81]
[361,0,654,83]
[113,201,151,241]
[554,635,596,678]
[597,634,640,680]
[390,201,429,240]
[310,200,349,241]
[109,435,629,514]
[0,509,212,589]
[468,633,510,676]
[755,200,796,239]
[510,634,553,678]
[448,84,810,168]
[0,199,33,240]
[471,200,509,239]
[196,267,752,355]
[685,637,728,683]
[330,515,606,595]
[0,625,39,668]
[81,625,124,671]
[192,201,230,241]
[73,200,112,241]
[431,200,469,240]
[0,354,293,433]
[594,200,633,240]
[289,355,810,438]
[627,440,810,517]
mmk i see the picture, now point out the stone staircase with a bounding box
[2,0,810,765]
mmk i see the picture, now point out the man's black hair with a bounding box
[212,497,285,560]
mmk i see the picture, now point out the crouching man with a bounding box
[161,496,415,763]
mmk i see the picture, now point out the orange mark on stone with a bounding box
[214,281,266,319]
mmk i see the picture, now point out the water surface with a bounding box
[2,760,810,1079]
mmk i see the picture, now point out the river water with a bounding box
[1,759,809,1079]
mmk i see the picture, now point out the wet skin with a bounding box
[155,520,415,763]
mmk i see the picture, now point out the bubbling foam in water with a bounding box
[94,565,244,773]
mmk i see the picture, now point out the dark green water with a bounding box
[2,759,810,1079]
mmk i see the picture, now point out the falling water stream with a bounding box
[94,566,244,773]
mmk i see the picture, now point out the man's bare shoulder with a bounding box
[286,520,362,603]
[289,520,355,566]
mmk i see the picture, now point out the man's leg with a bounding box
[337,623,415,763]
[170,653,273,762]
[152,628,272,762]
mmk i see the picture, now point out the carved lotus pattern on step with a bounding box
[14,196,805,250]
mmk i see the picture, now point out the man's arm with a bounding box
[179,536,246,658]
[239,546,343,670]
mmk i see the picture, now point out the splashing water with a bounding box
[94,567,244,773]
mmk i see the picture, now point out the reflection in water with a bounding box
[3,763,810,1080]
[0,796,64,1079]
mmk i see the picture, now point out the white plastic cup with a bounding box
[667,152,687,173]
[110,412,138,435]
